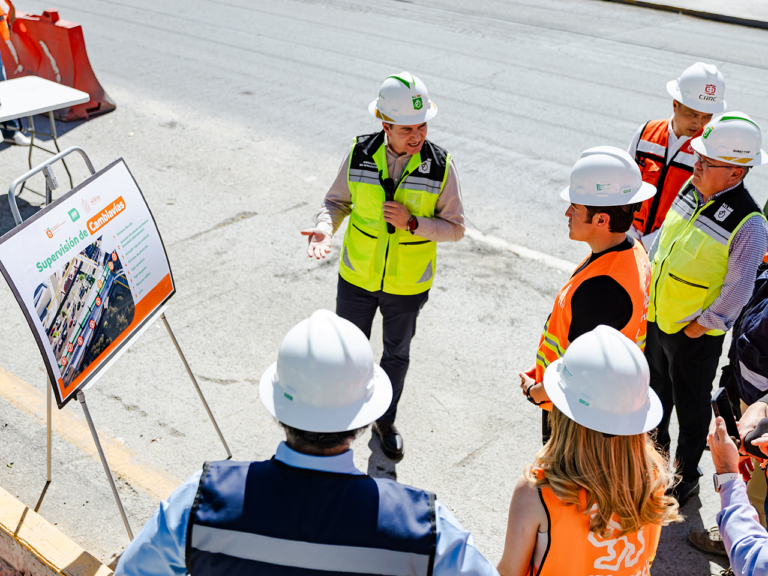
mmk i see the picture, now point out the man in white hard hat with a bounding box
[115,310,499,576]
[301,73,465,460]
[519,146,655,442]
[646,112,768,507]
[628,62,726,250]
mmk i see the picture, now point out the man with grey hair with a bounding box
[116,310,498,576]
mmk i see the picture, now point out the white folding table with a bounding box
[0,76,90,191]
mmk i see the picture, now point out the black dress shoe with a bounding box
[672,478,700,507]
[373,421,404,460]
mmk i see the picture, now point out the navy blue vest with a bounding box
[187,459,437,576]
[729,268,768,405]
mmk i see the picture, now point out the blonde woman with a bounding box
[499,326,680,576]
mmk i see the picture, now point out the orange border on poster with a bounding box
[56,273,174,402]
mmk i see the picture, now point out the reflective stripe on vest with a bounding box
[340,131,450,295]
[534,240,651,384]
[532,469,661,576]
[187,460,437,576]
[649,180,765,336]
[633,119,700,236]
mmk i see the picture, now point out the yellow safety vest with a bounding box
[340,131,450,295]
[650,179,765,335]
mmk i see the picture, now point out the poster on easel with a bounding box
[0,159,175,408]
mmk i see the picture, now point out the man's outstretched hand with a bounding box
[301,228,332,259]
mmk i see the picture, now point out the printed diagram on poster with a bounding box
[0,159,175,408]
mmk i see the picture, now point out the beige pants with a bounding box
[741,400,767,526]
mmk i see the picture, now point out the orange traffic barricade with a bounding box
[0,9,115,121]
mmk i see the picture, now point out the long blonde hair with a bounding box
[524,407,681,538]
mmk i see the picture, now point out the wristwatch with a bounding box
[407,216,419,235]
[713,472,741,493]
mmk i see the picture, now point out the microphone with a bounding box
[380,174,396,234]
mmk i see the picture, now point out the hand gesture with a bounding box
[301,228,332,259]
[750,434,768,458]
[519,372,549,405]
[708,417,740,474]
[383,201,411,230]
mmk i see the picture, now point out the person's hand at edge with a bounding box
[750,434,768,459]
[739,402,768,442]
[382,201,411,230]
[301,228,332,259]
[684,318,709,339]
[519,372,550,405]
[708,416,741,475]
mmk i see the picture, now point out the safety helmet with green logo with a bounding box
[368,72,438,125]
[691,112,768,167]
[259,310,392,433]
[560,146,656,207]
[543,325,663,436]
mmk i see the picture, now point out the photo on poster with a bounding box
[0,159,175,408]
[34,235,135,387]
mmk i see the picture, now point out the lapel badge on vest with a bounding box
[419,159,432,174]
[715,204,733,222]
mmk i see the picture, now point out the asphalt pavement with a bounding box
[0,0,767,573]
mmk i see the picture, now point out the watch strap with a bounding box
[713,472,741,492]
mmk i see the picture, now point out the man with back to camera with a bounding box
[628,62,726,249]
[115,310,500,576]
[519,147,655,442]
[301,72,464,460]
[646,112,768,507]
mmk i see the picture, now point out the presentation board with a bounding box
[0,159,175,408]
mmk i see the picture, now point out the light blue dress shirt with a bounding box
[717,478,768,576]
[116,442,500,576]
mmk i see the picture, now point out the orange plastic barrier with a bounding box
[0,10,115,121]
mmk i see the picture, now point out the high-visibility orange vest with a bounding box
[534,241,651,387]
[531,469,661,576]
[0,8,9,42]
[632,119,701,237]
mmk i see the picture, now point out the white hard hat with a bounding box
[259,310,392,432]
[666,62,726,114]
[691,112,768,167]
[368,72,438,125]
[543,325,663,436]
[560,146,656,206]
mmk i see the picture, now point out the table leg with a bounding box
[48,111,73,189]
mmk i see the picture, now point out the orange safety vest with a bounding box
[534,241,651,387]
[632,119,700,237]
[532,469,661,576]
[0,8,9,42]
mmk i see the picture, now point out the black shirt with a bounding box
[568,237,635,343]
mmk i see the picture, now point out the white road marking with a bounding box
[464,228,577,273]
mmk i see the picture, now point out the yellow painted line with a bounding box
[0,483,113,576]
[0,365,181,502]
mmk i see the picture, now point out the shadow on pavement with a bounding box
[656,495,730,575]
[0,193,39,236]
[366,434,398,480]
[0,113,90,153]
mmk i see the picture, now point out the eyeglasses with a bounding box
[694,151,733,171]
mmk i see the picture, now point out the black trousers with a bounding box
[336,276,429,423]
[646,321,725,481]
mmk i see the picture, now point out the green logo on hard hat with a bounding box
[579,398,590,407]
[703,126,713,139]
[412,96,423,110]
[596,184,610,191]
[622,188,631,194]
